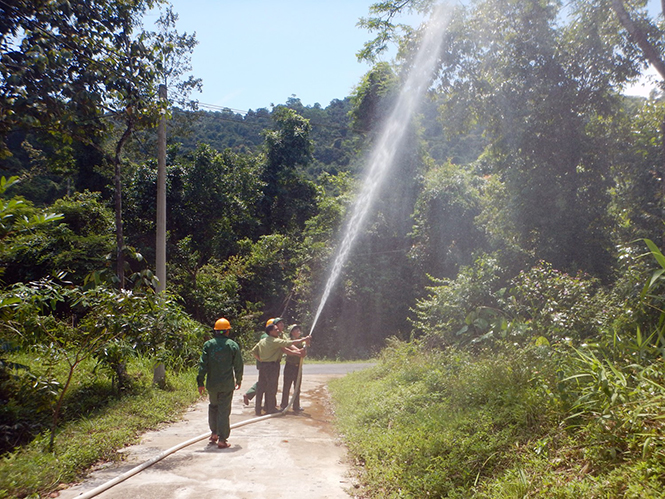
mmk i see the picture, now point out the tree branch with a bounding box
[610,0,665,80]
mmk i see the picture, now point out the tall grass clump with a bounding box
[330,339,558,498]
[472,329,665,499]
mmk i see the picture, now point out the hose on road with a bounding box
[72,359,305,499]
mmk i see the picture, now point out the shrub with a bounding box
[410,253,506,347]
[0,279,206,451]
[504,261,603,343]
[0,190,113,285]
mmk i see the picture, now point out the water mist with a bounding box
[309,4,451,337]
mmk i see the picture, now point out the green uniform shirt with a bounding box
[251,335,290,363]
[197,335,243,392]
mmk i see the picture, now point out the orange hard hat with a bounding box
[214,318,231,330]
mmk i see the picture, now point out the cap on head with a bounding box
[214,318,231,330]
[273,317,284,325]
[265,318,274,327]
[288,324,300,334]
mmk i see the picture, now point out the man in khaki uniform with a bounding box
[243,317,284,405]
[251,323,310,415]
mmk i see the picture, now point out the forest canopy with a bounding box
[1,0,665,357]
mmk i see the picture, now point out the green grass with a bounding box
[329,340,665,498]
[0,356,199,499]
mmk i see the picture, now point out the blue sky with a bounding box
[147,1,659,112]
[146,0,415,113]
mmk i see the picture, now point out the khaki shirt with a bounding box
[251,335,290,363]
[284,340,305,366]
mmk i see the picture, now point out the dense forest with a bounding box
[3,0,665,496]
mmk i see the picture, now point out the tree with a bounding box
[0,0,162,158]
[0,190,115,285]
[1,0,160,287]
[125,143,264,313]
[259,107,318,233]
[1,0,202,288]
[609,98,665,243]
[348,62,398,136]
[356,0,433,63]
[172,145,264,260]
[601,0,665,244]
[0,175,63,302]
[410,162,488,280]
[607,0,665,79]
[360,0,636,278]
[149,6,201,110]
[107,4,202,288]
[124,145,264,263]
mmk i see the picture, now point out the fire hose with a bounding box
[72,358,305,499]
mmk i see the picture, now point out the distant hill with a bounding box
[172,95,486,180]
[172,97,358,178]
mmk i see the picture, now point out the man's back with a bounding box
[198,336,243,391]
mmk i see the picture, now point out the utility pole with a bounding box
[156,84,167,293]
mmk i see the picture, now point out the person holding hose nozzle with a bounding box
[251,323,311,416]
[281,324,308,412]
[197,318,243,449]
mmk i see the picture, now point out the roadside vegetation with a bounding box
[330,243,665,498]
[331,338,665,498]
[0,357,198,498]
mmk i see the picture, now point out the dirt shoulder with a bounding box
[57,372,355,499]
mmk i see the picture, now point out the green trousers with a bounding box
[245,381,257,400]
[281,362,301,410]
[244,360,260,400]
[208,388,233,441]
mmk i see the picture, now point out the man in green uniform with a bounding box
[197,317,243,449]
[251,323,310,416]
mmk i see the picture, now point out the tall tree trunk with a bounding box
[611,0,665,79]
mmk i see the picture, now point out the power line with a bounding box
[197,102,251,116]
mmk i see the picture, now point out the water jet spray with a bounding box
[308,4,451,338]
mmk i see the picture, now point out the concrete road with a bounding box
[57,363,373,499]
